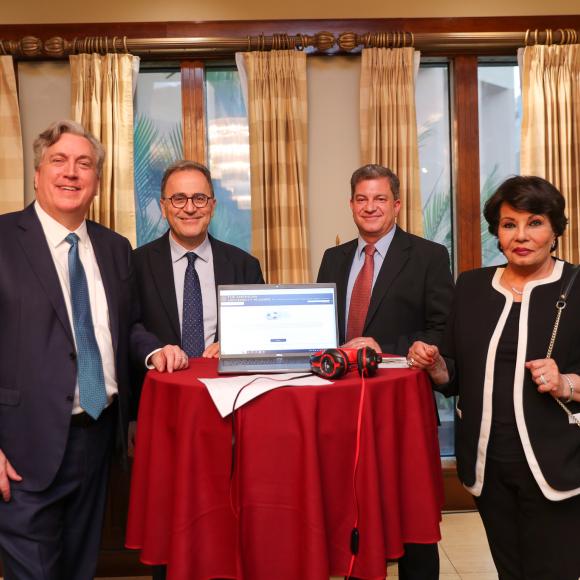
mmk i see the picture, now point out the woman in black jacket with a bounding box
[408,175,580,579]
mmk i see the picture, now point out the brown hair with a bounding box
[33,120,105,177]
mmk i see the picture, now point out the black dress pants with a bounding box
[475,458,580,580]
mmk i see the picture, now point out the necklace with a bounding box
[511,286,524,296]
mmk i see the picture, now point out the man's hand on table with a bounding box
[342,336,382,353]
[202,342,220,358]
[150,345,189,373]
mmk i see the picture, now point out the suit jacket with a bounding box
[317,226,454,355]
[436,262,580,499]
[133,231,264,346]
[0,204,160,491]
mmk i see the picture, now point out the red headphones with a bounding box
[310,347,381,379]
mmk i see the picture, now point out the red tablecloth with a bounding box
[126,359,443,580]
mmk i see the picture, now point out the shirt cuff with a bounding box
[145,348,163,369]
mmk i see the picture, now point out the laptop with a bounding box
[217,283,339,373]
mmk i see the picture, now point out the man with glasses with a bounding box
[134,160,264,359]
[134,159,263,580]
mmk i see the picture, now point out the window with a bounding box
[416,62,455,456]
[134,70,182,246]
[478,62,521,266]
[205,68,252,252]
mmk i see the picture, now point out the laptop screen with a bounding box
[218,284,338,357]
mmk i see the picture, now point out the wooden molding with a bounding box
[2,16,580,60]
[452,55,482,274]
[181,61,206,164]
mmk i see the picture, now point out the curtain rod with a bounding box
[1,29,577,59]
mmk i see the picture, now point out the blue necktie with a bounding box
[65,233,107,419]
[182,252,205,357]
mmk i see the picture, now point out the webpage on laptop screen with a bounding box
[220,287,337,355]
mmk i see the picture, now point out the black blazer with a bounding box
[0,204,160,491]
[133,231,265,347]
[316,226,454,355]
[437,262,580,499]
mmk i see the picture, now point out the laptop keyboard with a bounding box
[221,357,310,369]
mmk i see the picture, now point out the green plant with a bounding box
[422,170,452,257]
[480,165,505,267]
[133,114,183,246]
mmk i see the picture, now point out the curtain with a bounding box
[520,44,580,263]
[0,56,24,214]
[360,47,423,236]
[238,50,310,283]
[70,53,139,245]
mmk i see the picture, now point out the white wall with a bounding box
[307,56,361,279]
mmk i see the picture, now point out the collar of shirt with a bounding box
[355,224,397,259]
[168,232,211,265]
[34,201,90,249]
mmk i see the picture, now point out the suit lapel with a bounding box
[149,232,181,340]
[364,227,411,332]
[210,236,235,289]
[88,222,120,353]
[338,240,358,339]
[17,205,74,345]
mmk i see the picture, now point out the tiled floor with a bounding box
[2,511,496,580]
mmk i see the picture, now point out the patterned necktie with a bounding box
[346,243,376,342]
[65,233,107,420]
[182,252,205,357]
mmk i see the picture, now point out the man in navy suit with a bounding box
[133,160,264,358]
[0,120,188,580]
[133,162,263,580]
[317,164,454,580]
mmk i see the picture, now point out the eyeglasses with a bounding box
[164,193,214,209]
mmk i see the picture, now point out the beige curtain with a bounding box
[360,47,423,236]
[70,53,139,245]
[0,56,24,214]
[240,50,309,283]
[520,44,580,263]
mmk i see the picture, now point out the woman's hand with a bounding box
[407,341,450,385]
[525,358,564,397]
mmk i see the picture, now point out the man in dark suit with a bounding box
[133,160,263,580]
[317,164,454,580]
[0,120,187,580]
[133,160,264,358]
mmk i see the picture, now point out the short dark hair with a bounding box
[350,164,400,200]
[483,176,567,249]
[160,160,214,198]
[33,120,105,178]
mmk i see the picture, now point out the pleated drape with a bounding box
[520,44,580,262]
[70,53,139,245]
[0,56,24,215]
[239,50,310,283]
[360,47,423,236]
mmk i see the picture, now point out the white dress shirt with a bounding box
[168,232,218,348]
[34,202,117,414]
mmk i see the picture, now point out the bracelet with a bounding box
[561,374,575,404]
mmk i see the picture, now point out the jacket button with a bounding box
[66,395,74,402]
[69,352,76,360]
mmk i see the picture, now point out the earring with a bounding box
[550,239,557,252]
